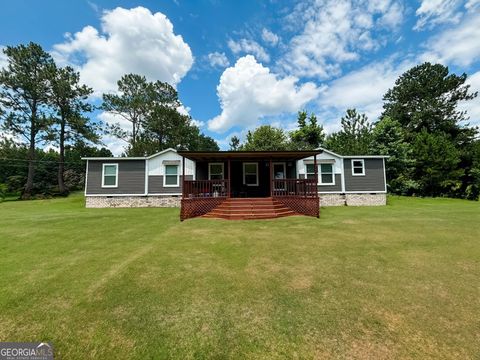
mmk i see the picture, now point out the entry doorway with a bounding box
[273,162,286,190]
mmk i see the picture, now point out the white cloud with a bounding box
[261,28,279,46]
[208,55,319,132]
[52,6,193,95]
[318,59,412,122]
[459,71,480,127]
[227,39,270,62]
[280,0,404,79]
[206,51,230,68]
[421,11,480,67]
[414,0,463,30]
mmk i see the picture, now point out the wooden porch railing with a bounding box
[182,179,229,199]
[272,178,318,198]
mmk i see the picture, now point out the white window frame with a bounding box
[273,162,287,190]
[318,163,335,185]
[163,164,179,187]
[102,163,118,188]
[208,162,224,180]
[351,159,365,176]
[305,163,335,185]
[243,162,259,186]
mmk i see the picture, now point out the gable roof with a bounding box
[315,146,389,159]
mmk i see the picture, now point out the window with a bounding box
[306,163,335,185]
[351,159,365,176]
[209,163,224,180]
[164,165,179,186]
[243,162,258,186]
[102,163,118,188]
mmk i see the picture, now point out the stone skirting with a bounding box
[86,193,386,208]
[319,194,347,206]
[320,193,386,206]
[85,195,181,208]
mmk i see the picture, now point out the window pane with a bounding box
[306,174,316,179]
[104,175,116,186]
[210,174,222,180]
[165,165,178,175]
[306,164,315,174]
[320,164,332,173]
[210,164,223,175]
[165,175,178,185]
[245,174,257,185]
[104,165,117,176]
[244,164,257,173]
[353,160,363,168]
[321,174,333,183]
[353,166,363,174]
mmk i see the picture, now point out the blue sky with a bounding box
[1,0,479,154]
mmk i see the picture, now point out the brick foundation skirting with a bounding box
[85,195,181,208]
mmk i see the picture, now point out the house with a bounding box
[82,148,388,220]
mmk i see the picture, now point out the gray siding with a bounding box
[299,174,342,192]
[86,160,145,195]
[148,175,193,194]
[344,158,385,192]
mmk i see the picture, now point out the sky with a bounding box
[1,0,479,154]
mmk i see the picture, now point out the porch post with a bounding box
[269,158,273,197]
[227,158,231,198]
[314,154,318,196]
[182,155,186,199]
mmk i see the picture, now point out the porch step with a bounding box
[202,197,298,220]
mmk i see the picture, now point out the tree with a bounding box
[229,135,240,150]
[0,42,55,199]
[290,110,325,149]
[382,63,477,140]
[240,125,289,151]
[49,65,98,194]
[369,117,416,194]
[382,62,479,199]
[413,130,463,196]
[324,109,373,155]
[102,74,152,154]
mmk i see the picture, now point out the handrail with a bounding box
[183,179,229,199]
[272,178,318,198]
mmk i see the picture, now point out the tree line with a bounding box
[231,63,480,200]
[0,42,218,200]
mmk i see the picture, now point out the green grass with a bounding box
[0,194,479,359]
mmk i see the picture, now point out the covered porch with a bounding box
[178,150,322,220]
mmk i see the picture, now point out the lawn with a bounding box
[0,195,479,359]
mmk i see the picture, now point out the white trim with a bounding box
[383,157,387,193]
[144,159,148,194]
[340,158,345,193]
[243,162,259,186]
[84,160,89,196]
[208,162,224,180]
[163,164,180,187]
[343,155,389,159]
[101,163,119,188]
[147,193,182,196]
[317,191,387,194]
[315,146,343,158]
[81,147,178,161]
[351,159,365,176]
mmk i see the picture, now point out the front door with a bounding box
[273,162,286,190]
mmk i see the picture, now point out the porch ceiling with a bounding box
[178,150,323,162]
